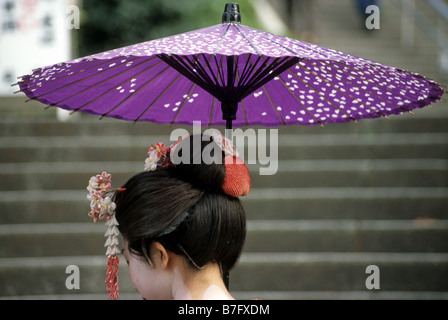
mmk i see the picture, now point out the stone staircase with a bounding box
[1,0,448,299]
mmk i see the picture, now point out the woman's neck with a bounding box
[172,263,234,300]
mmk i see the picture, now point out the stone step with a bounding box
[2,102,448,135]
[233,290,448,300]
[232,252,448,292]
[4,290,447,300]
[245,219,448,253]
[1,187,447,223]
[1,133,447,163]
[1,158,446,191]
[1,220,447,258]
[314,0,444,76]
[0,255,132,297]
[1,252,447,297]
[244,197,448,221]
[0,99,58,119]
[1,105,448,137]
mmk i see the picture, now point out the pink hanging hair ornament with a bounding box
[87,171,125,300]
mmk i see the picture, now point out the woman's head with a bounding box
[113,133,248,299]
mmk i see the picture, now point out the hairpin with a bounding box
[87,171,124,300]
[144,142,172,171]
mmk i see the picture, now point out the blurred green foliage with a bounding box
[78,0,261,56]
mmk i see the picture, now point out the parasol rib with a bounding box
[30,57,157,109]
[331,60,423,101]
[233,24,262,56]
[235,55,263,94]
[15,56,126,88]
[20,56,147,101]
[274,74,321,124]
[327,60,425,115]
[261,85,286,126]
[65,60,163,114]
[312,60,397,117]
[88,25,222,59]
[240,99,249,127]
[185,55,221,95]
[158,55,208,90]
[213,24,232,56]
[237,54,259,88]
[289,67,352,125]
[171,82,198,125]
[134,73,183,122]
[297,61,385,119]
[67,59,161,110]
[158,54,224,99]
[100,64,172,118]
[201,53,224,94]
[240,56,301,100]
[233,58,249,127]
[236,55,301,101]
[208,96,217,127]
[214,55,226,90]
[237,57,272,94]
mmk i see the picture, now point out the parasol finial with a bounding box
[222,3,241,24]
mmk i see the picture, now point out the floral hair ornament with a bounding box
[87,171,125,300]
[144,142,173,171]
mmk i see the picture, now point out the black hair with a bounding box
[114,134,246,277]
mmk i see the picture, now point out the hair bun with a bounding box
[163,134,251,197]
[222,155,251,197]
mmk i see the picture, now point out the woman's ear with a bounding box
[151,241,170,269]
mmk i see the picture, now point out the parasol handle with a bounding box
[221,100,237,140]
[225,119,233,141]
[226,119,233,131]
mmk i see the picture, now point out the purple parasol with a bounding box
[15,3,445,130]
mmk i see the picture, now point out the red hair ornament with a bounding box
[222,155,251,197]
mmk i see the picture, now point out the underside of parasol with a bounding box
[159,3,301,130]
